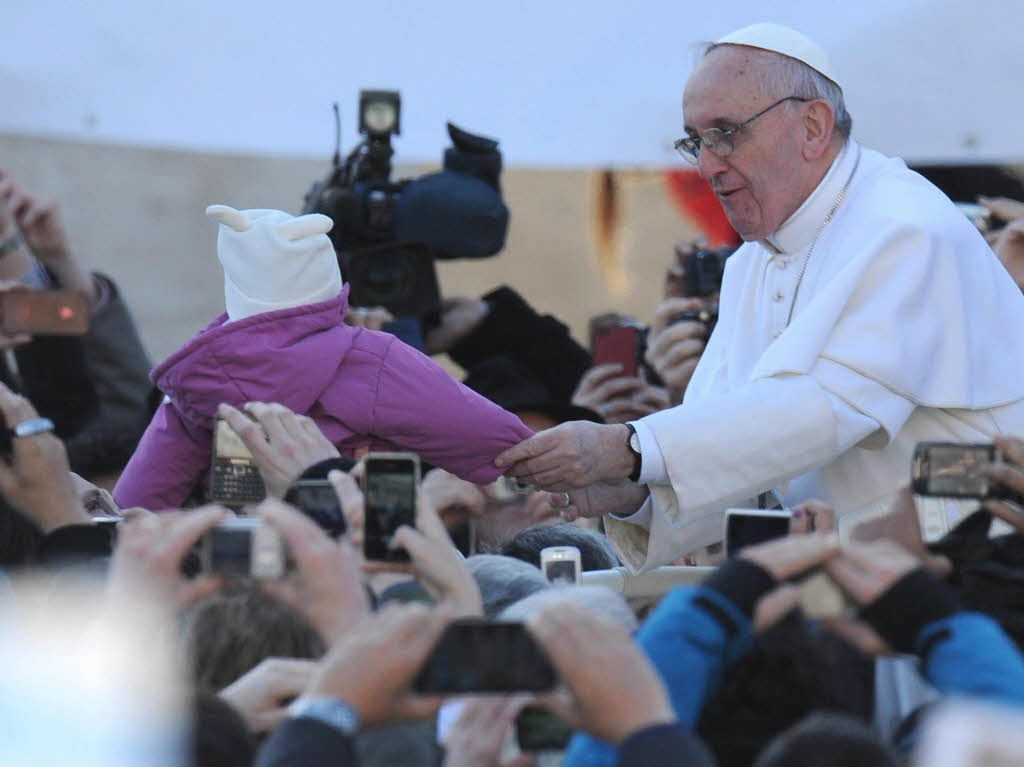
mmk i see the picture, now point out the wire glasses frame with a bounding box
[674,96,811,165]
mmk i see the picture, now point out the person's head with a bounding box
[754,712,896,767]
[183,581,326,690]
[682,25,851,241]
[696,611,856,767]
[501,523,619,571]
[499,584,638,633]
[191,690,253,767]
[465,554,551,618]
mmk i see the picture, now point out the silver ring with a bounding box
[551,492,571,508]
[11,417,55,438]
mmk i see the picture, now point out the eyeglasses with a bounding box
[674,96,811,165]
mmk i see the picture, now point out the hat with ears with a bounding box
[715,22,840,89]
[206,205,343,322]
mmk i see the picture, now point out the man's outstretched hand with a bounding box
[494,421,635,492]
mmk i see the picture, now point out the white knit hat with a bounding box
[206,205,343,322]
[715,22,840,89]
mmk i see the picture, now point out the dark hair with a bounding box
[465,554,551,618]
[192,690,254,767]
[500,523,619,571]
[696,611,869,767]
[183,581,326,690]
[64,418,145,480]
[754,712,896,767]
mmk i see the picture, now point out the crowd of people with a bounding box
[3,20,1024,767]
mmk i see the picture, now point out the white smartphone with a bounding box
[540,546,581,585]
[723,508,792,557]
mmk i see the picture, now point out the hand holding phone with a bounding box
[724,508,791,556]
[210,415,267,506]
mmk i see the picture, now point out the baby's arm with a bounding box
[372,339,533,484]
[113,400,211,510]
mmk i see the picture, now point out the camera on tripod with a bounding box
[303,91,509,322]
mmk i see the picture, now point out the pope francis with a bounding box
[496,22,1024,571]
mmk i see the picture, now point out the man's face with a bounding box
[683,47,810,241]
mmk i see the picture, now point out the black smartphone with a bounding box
[413,620,556,694]
[912,442,998,498]
[724,508,792,556]
[515,706,574,751]
[285,479,346,538]
[362,452,420,561]
[209,416,266,506]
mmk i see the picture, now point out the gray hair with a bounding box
[465,554,551,619]
[705,43,853,139]
[499,585,638,633]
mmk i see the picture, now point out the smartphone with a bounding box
[362,452,420,561]
[540,546,581,585]
[284,479,346,538]
[912,442,998,498]
[724,508,792,556]
[0,290,89,335]
[198,517,287,578]
[209,416,267,506]
[590,322,642,378]
[515,706,573,751]
[413,620,556,694]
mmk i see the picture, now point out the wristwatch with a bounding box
[625,423,642,483]
[288,696,360,736]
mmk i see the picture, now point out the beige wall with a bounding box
[0,132,698,367]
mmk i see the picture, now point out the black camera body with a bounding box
[303,92,509,320]
[684,246,737,297]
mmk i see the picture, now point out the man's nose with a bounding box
[697,147,728,182]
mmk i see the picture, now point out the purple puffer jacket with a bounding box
[114,287,532,510]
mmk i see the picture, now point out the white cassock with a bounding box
[606,138,1024,572]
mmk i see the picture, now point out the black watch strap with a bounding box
[625,423,642,483]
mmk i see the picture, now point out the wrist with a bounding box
[288,695,360,736]
[609,707,677,745]
[610,424,635,480]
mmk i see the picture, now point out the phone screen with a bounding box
[214,420,255,460]
[364,456,418,561]
[413,621,556,694]
[914,443,995,497]
[543,560,578,585]
[515,706,573,751]
[725,512,791,556]
[285,480,346,538]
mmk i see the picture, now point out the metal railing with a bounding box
[580,565,714,598]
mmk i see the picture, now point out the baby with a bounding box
[113,205,531,510]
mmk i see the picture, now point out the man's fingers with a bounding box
[0,379,39,426]
[257,496,330,562]
[494,431,558,468]
[651,297,704,333]
[983,462,1024,496]
[578,364,625,390]
[589,376,643,404]
[823,554,878,605]
[993,435,1024,469]
[218,403,275,462]
[652,337,706,369]
[985,500,1024,534]
[162,505,228,563]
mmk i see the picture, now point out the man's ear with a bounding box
[801,101,836,160]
